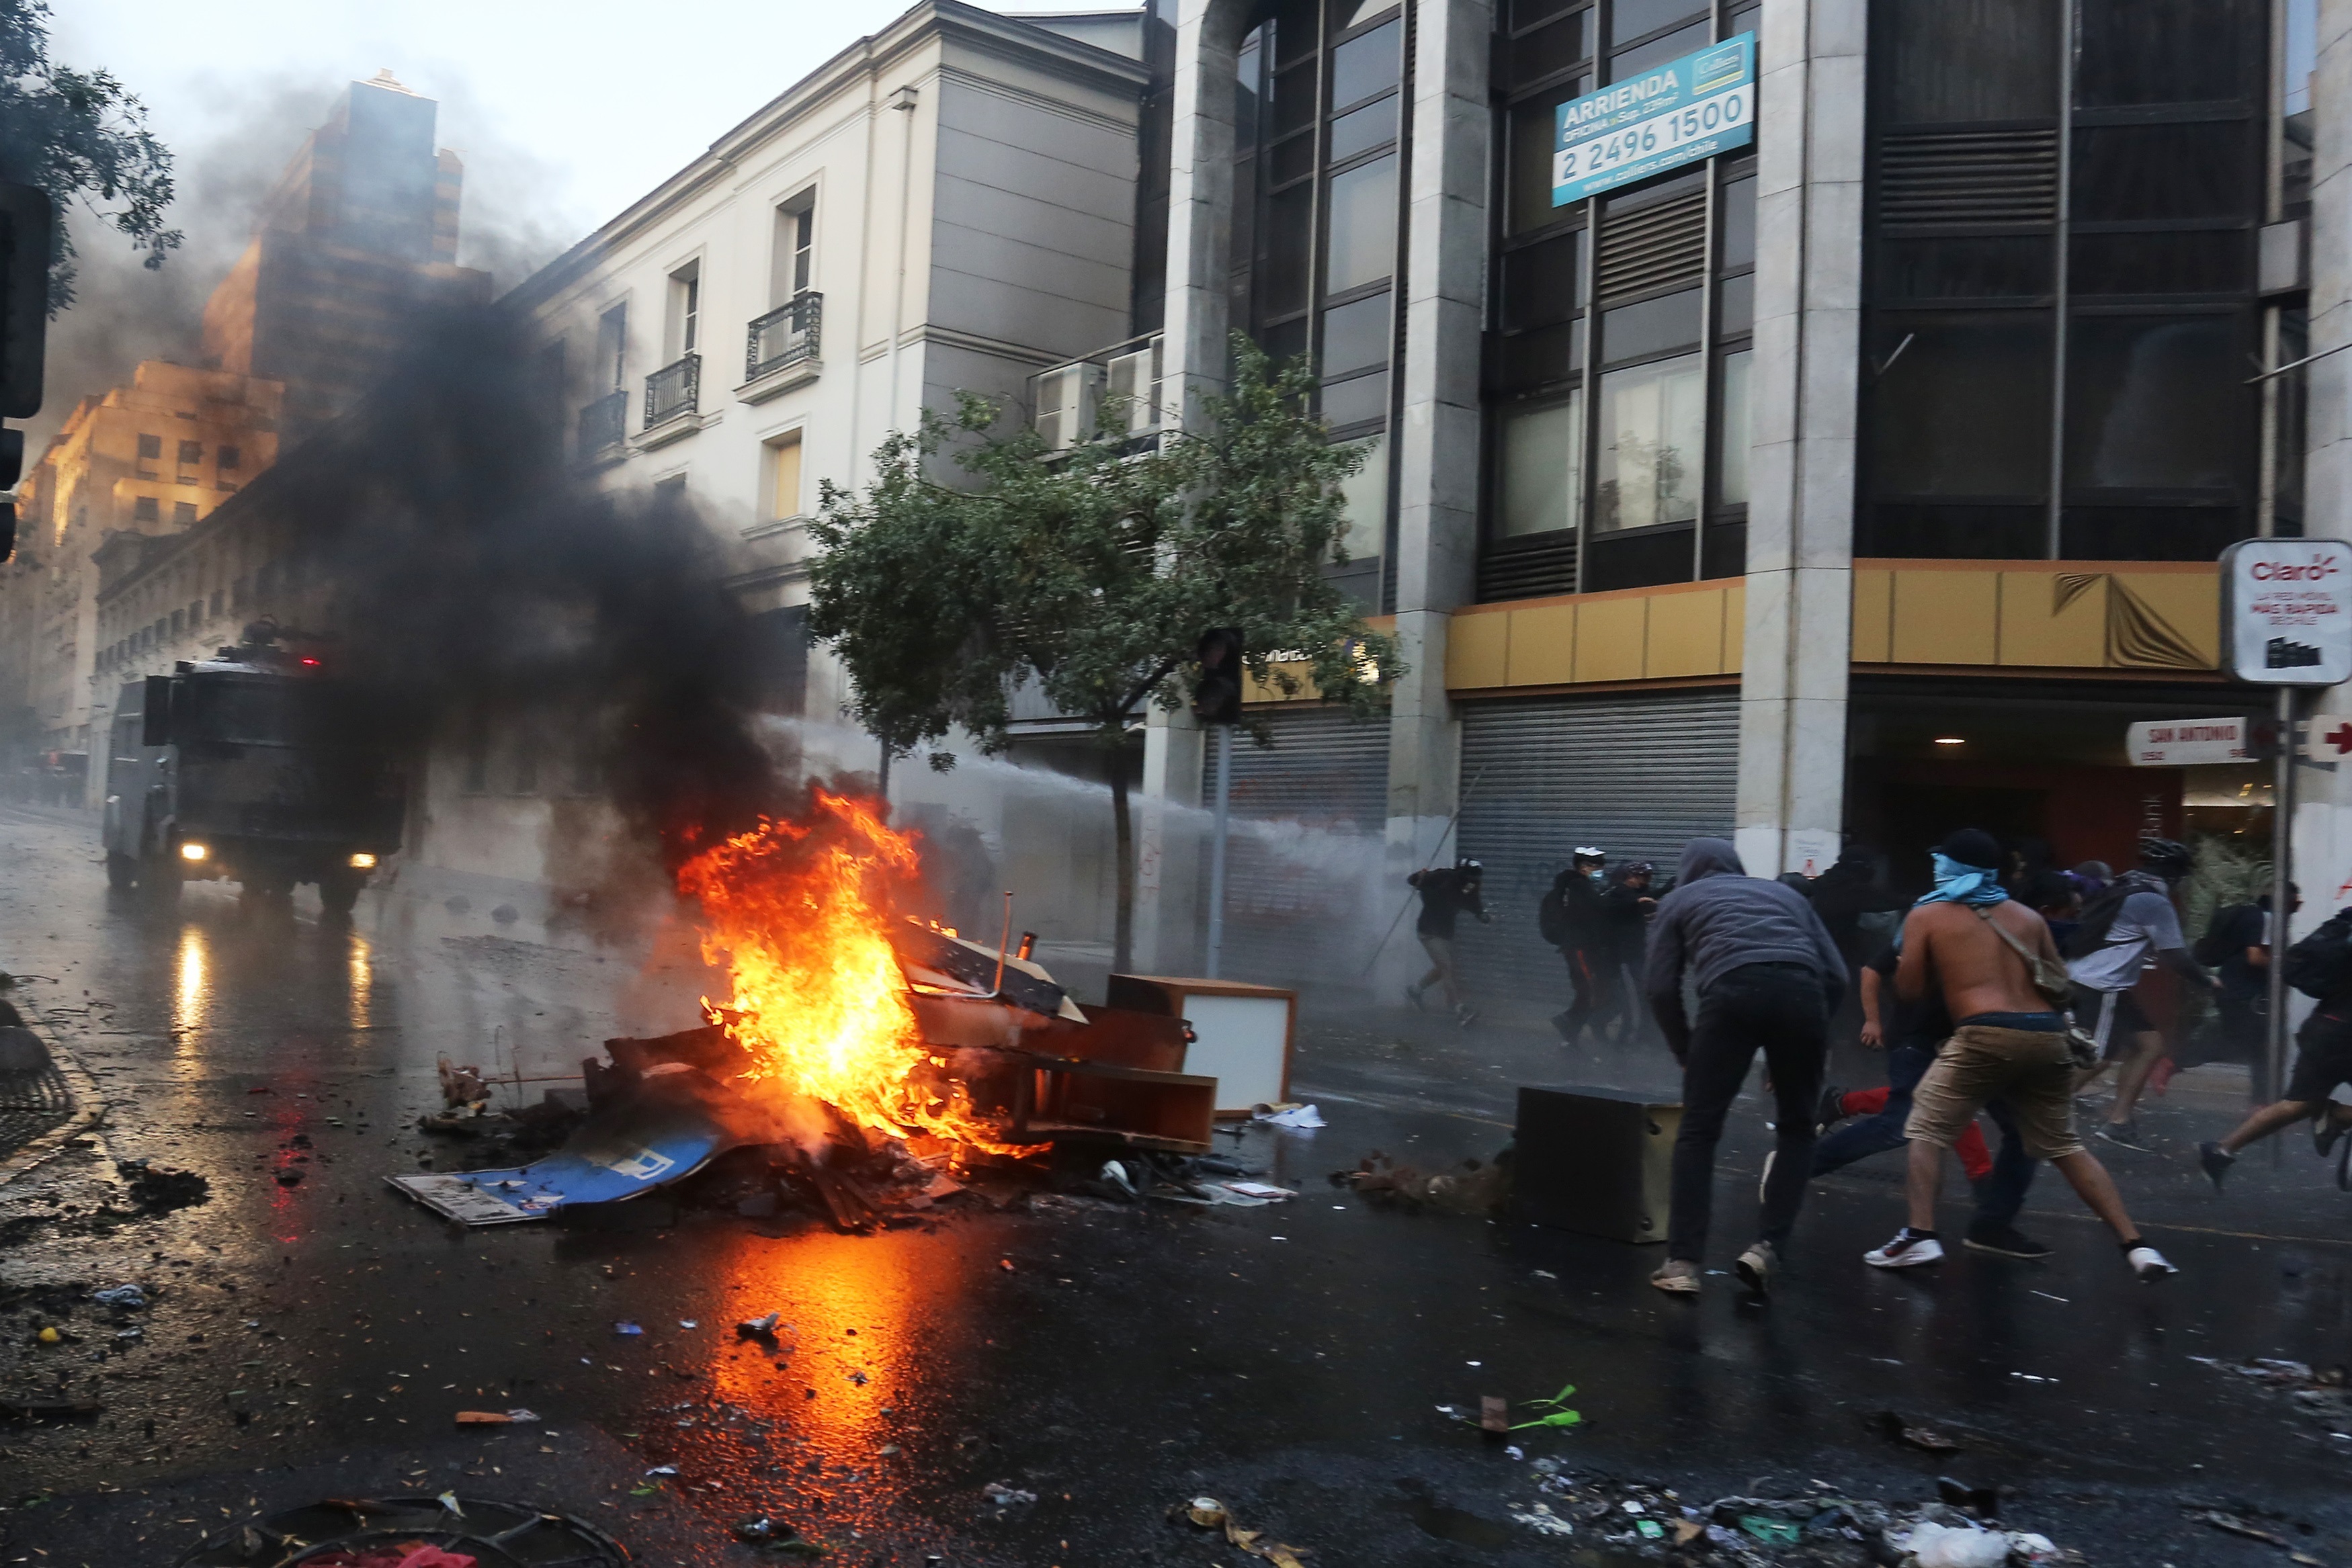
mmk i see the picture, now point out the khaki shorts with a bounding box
[1904,1025,2084,1162]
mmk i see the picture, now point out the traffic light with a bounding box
[0,181,50,562]
[1191,627,1243,725]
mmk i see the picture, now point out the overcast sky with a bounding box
[56,0,1060,251]
[31,0,1077,445]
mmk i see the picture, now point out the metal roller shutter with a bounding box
[1452,689,1740,1002]
[1204,706,1392,988]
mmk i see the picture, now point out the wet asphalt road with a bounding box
[3,801,2352,1567]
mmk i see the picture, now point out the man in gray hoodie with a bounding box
[1643,837,1849,1297]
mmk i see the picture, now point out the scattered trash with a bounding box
[0,1395,100,1420]
[613,1321,644,1336]
[2190,1509,2292,1547]
[89,1284,148,1307]
[737,1313,782,1338]
[1740,1516,1802,1547]
[678,1319,698,1329]
[1479,1395,1509,1432]
[1252,1102,1327,1129]
[1335,1149,1510,1214]
[1223,1180,1296,1200]
[1900,1521,2012,1567]
[1173,1495,1311,1568]
[982,1481,1037,1507]
[1508,1504,1574,1537]
[454,1409,540,1425]
[1870,1409,1964,1452]
[1512,1381,1583,1432]
[35,1326,58,1345]
[1936,1477,2000,1518]
[644,1465,678,1477]
[175,1495,628,1568]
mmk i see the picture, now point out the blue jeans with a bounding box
[1811,1043,2037,1230]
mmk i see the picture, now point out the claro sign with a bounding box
[2220,539,2352,686]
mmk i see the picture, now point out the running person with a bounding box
[1406,858,1493,1026]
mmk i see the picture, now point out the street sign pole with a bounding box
[1206,722,1233,979]
[2270,685,2296,1160]
[2218,536,2352,1162]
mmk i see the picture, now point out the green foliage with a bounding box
[2181,832,2273,944]
[808,335,1403,761]
[0,0,180,312]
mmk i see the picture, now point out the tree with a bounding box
[810,335,1402,971]
[0,0,179,313]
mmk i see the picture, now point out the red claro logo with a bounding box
[2252,556,2343,580]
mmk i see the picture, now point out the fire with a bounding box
[676,789,1022,1155]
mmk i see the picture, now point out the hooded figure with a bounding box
[1639,837,1850,1301]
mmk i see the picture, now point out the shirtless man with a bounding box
[1862,828,2178,1281]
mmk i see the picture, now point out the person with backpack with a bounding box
[1406,858,1493,1026]
[2173,887,2294,1100]
[1599,860,1660,1041]
[1541,847,1612,1043]
[2062,837,2220,1149]
[2199,902,2352,1188]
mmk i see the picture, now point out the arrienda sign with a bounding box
[1551,33,1756,206]
[2220,538,2352,686]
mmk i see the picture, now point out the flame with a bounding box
[677,789,1030,1156]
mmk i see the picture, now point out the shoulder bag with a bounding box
[1971,906,2100,1071]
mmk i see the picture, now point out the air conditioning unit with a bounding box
[1034,361,1103,451]
[1104,341,1163,437]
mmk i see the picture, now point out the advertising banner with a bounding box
[1552,32,1756,206]
[2219,538,2352,686]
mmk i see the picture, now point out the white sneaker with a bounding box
[1864,1230,1945,1269]
[2127,1245,2179,1281]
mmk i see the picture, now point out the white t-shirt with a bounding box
[2066,889,2185,994]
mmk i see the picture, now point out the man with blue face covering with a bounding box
[1867,829,2177,1281]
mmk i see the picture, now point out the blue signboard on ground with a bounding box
[1552,32,1756,206]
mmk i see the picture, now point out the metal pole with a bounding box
[2269,685,2298,1163]
[1206,722,1234,979]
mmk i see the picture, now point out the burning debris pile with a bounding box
[392,791,1223,1228]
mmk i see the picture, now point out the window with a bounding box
[1870,314,2053,498]
[1717,350,1753,506]
[596,302,628,390]
[765,432,804,520]
[1880,0,2061,124]
[173,501,197,525]
[218,445,241,470]
[775,193,816,303]
[1499,396,1585,537]
[1330,18,1400,107]
[175,439,202,469]
[666,263,700,360]
[136,433,161,460]
[2064,315,2246,490]
[1324,154,1397,294]
[133,496,159,523]
[1334,433,1389,557]
[1595,355,1704,531]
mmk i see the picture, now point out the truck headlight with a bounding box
[349,853,377,869]
[179,842,208,862]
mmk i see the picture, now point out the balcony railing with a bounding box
[644,353,701,429]
[577,390,626,458]
[746,292,823,382]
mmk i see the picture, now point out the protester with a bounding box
[2173,886,2294,1100]
[1810,939,2045,1258]
[1867,829,2177,1280]
[2063,838,2219,1149]
[2199,900,2352,1187]
[1406,857,1492,1027]
[1541,847,1612,1043]
[1599,859,1658,1041]
[1642,838,1847,1298]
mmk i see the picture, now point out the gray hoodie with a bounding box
[1642,838,1849,1052]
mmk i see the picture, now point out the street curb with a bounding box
[0,1008,111,1187]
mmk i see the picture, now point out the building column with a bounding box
[1383,0,1489,920]
[1134,0,1247,971]
[2292,0,2352,924]
[1735,0,1865,879]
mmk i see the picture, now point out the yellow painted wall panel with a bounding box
[1644,588,1726,678]
[1889,570,1999,664]
[1997,571,2104,667]
[1507,603,1578,685]
[1724,580,1745,672]
[1574,595,1648,683]
[1850,568,1894,662]
[1447,610,1511,690]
